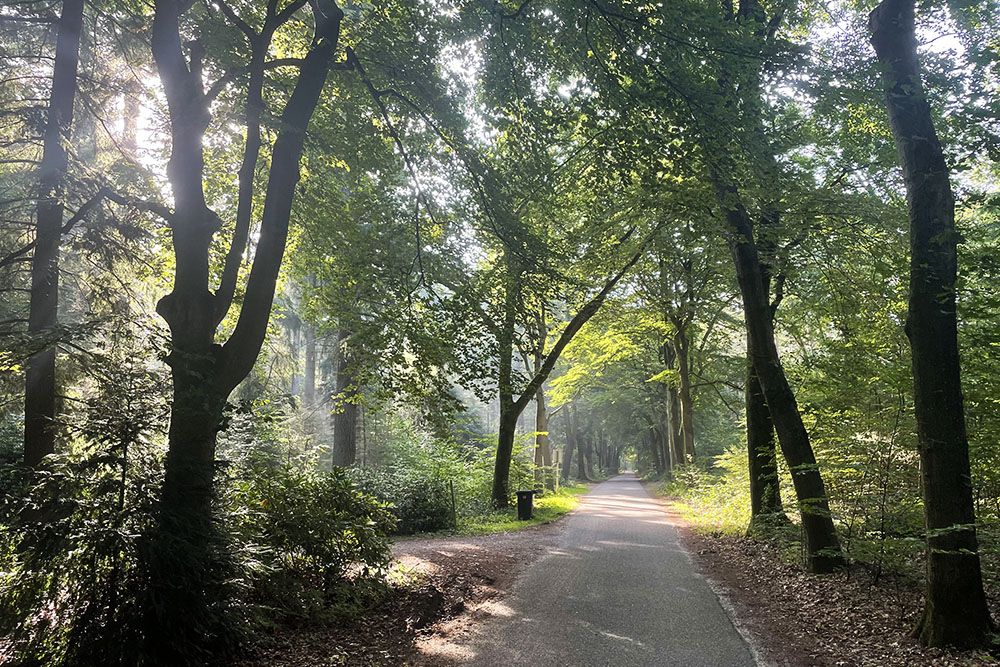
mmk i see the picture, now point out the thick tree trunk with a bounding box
[23,0,85,466]
[746,356,786,525]
[718,178,844,573]
[491,248,519,509]
[331,335,357,467]
[674,331,696,461]
[870,0,994,646]
[747,211,787,527]
[492,407,518,506]
[144,353,227,659]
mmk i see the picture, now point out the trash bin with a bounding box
[516,489,535,520]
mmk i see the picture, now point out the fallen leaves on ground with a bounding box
[675,508,999,667]
[234,524,562,666]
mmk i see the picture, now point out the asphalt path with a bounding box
[464,473,757,666]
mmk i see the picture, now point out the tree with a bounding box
[870,0,995,647]
[23,0,85,466]
[702,0,844,573]
[144,0,345,658]
[331,330,358,467]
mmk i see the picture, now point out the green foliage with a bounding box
[1,0,999,660]
[0,451,397,666]
[661,451,752,536]
[229,465,395,625]
[0,449,160,666]
[350,466,454,535]
[350,413,550,533]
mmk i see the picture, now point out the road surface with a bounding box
[464,474,757,666]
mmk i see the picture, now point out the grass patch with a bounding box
[456,483,590,536]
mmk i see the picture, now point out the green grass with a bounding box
[456,483,590,536]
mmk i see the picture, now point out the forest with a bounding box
[0,0,998,665]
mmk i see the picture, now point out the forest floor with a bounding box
[656,494,1000,667]
[237,520,566,666]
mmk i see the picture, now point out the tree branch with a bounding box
[513,225,661,413]
[218,1,343,392]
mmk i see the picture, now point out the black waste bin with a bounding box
[515,489,535,520]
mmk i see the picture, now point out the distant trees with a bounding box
[331,331,359,467]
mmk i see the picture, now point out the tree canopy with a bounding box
[1,0,999,663]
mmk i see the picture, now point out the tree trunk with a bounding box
[746,355,786,525]
[648,426,663,475]
[303,323,316,407]
[534,387,554,490]
[659,423,671,474]
[23,0,85,466]
[579,417,596,480]
[331,334,357,467]
[560,408,575,481]
[674,331,696,461]
[717,177,844,573]
[144,352,228,659]
[667,387,685,468]
[566,403,589,481]
[492,407,518,505]
[870,0,994,646]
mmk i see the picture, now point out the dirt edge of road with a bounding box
[238,517,568,666]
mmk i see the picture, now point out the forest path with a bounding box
[462,473,757,666]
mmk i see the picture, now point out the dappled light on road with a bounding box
[455,474,757,666]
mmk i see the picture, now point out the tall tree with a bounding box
[144,0,344,658]
[702,0,844,573]
[23,0,85,466]
[870,0,995,647]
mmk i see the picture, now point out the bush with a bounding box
[230,464,396,625]
[0,447,161,667]
[0,453,396,665]
[350,466,454,534]
[660,448,753,535]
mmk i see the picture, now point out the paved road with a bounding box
[465,474,756,667]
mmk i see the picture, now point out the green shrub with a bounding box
[660,448,753,535]
[350,466,454,534]
[0,453,396,665]
[0,447,162,667]
[230,465,396,625]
